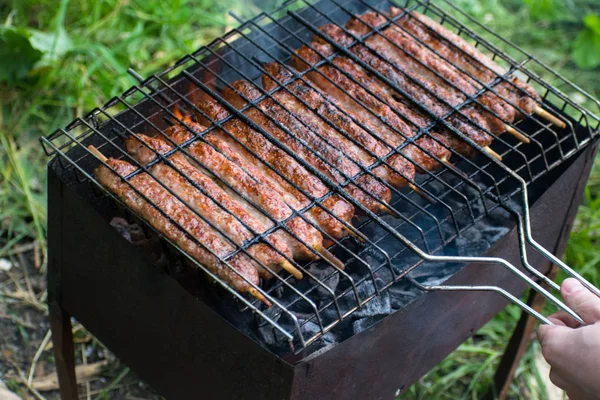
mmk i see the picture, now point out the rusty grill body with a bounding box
[42,0,600,398]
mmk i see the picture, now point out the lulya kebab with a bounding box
[159,123,344,269]
[312,21,501,160]
[346,12,515,137]
[193,96,358,242]
[222,80,398,217]
[262,62,416,189]
[292,30,476,164]
[88,146,271,306]
[345,10,535,145]
[124,133,303,280]
[387,7,565,129]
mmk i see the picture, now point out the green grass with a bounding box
[0,0,267,266]
[401,1,600,398]
[1,0,599,398]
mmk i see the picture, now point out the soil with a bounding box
[0,241,163,399]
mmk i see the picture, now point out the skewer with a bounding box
[248,287,272,307]
[409,183,436,204]
[280,259,304,279]
[484,146,502,161]
[440,157,470,180]
[345,226,366,242]
[505,125,531,144]
[88,145,108,162]
[534,106,566,129]
[315,243,345,270]
[382,201,402,218]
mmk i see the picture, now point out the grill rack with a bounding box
[40,0,600,352]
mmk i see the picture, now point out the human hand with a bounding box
[537,278,600,400]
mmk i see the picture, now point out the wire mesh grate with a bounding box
[41,0,600,352]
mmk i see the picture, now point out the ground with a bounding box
[1,0,599,399]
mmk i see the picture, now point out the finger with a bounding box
[537,324,552,344]
[547,311,581,328]
[565,388,593,400]
[537,325,578,366]
[560,278,600,324]
[549,368,569,391]
[547,316,567,327]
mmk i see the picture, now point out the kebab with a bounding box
[159,122,344,269]
[313,21,501,160]
[262,61,416,189]
[193,96,357,241]
[222,79,397,216]
[89,146,270,306]
[124,133,303,280]
[388,8,564,129]
[345,10,524,148]
[292,34,471,166]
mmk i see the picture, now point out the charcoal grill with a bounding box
[41,0,600,398]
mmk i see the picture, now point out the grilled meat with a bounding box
[313,22,493,153]
[194,96,355,240]
[223,79,393,215]
[262,61,416,188]
[347,11,515,134]
[389,8,540,116]
[125,134,294,279]
[95,158,260,293]
[161,123,324,261]
[292,39,455,166]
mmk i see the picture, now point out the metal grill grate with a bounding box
[41,0,600,352]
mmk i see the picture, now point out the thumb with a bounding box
[561,278,600,324]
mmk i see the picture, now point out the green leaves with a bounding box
[0,25,72,83]
[0,27,44,82]
[524,0,560,20]
[572,14,600,69]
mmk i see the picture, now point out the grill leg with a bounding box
[49,300,78,400]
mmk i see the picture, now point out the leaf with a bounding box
[0,26,73,83]
[583,14,600,36]
[572,16,600,69]
[0,27,44,83]
[29,26,73,65]
[524,0,559,20]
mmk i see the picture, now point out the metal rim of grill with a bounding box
[40,0,600,353]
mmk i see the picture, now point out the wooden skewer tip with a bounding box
[88,145,108,162]
[248,287,271,308]
[409,183,435,204]
[346,227,365,242]
[534,106,566,129]
[315,244,345,270]
[441,159,470,179]
[484,146,503,161]
[505,125,531,144]
[382,202,401,219]
[281,260,303,280]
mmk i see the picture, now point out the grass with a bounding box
[1,0,599,398]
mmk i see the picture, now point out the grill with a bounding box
[41,0,600,398]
